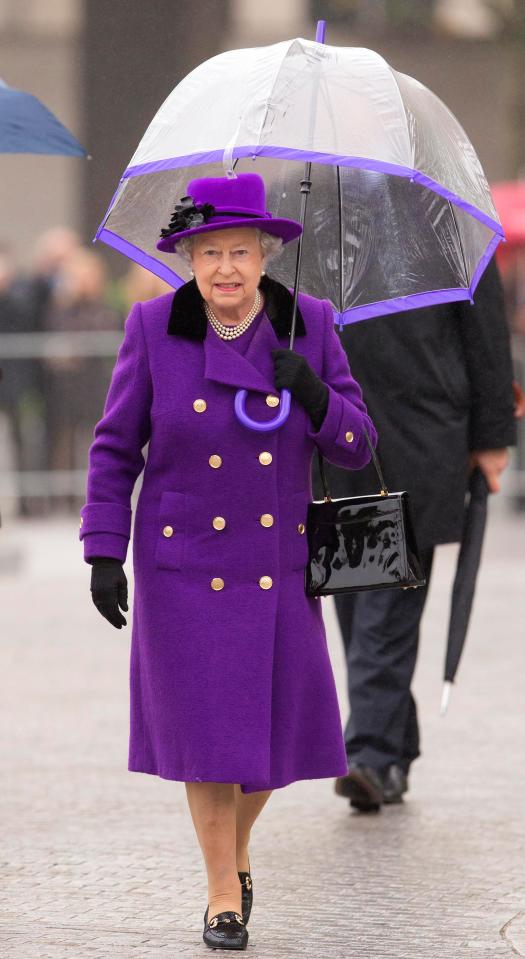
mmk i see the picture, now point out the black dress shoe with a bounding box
[334,761,384,812]
[238,871,253,924]
[203,907,248,951]
[381,764,408,804]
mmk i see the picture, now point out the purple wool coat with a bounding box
[79,276,377,793]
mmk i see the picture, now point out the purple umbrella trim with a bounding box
[96,227,503,327]
[118,146,503,237]
[97,228,187,289]
[97,141,504,325]
[469,233,503,298]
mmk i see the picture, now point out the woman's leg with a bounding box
[234,786,272,873]
[185,782,241,920]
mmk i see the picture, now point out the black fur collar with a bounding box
[167,273,306,340]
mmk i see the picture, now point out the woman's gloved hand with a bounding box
[271,348,329,431]
[90,557,128,629]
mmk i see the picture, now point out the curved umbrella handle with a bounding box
[234,388,291,431]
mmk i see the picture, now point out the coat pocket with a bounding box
[154,491,186,570]
[284,490,310,571]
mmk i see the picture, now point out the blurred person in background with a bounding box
[108,261,172,315]
[18,227,82,347]
[498,248,525,509]
[29,226,81,309]
[324,256,517,813]
[8,227,82,515]
[0,245,32,516]
[43,248,122,513]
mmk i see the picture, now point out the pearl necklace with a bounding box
[205,289,262,340]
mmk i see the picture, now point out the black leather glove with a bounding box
[90,557,128,629]
[271,348,329,431]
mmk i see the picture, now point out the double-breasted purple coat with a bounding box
[80,275,377,793]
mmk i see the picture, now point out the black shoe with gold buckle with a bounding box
[203,907,248,951]
[238,871,253,924]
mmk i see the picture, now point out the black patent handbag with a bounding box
[305,429,426,596]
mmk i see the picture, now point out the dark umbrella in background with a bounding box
[0,78,87,156]
[441,468,490,714]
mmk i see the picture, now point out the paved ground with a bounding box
[1,504,525,958]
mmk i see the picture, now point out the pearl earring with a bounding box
[190,269,194,277]
[261,270,266,276]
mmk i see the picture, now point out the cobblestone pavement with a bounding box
[1,506,524,958]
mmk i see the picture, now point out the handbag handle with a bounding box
[317,427,389,501]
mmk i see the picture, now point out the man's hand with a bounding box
[469,448,509,493]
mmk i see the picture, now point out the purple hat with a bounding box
[157,172,302,252]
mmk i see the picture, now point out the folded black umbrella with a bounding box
[441,467,490,714]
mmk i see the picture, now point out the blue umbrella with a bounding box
[0,79,86,156]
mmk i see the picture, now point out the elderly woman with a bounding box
[80,173,376,951]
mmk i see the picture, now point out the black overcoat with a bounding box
[312,259,517,549]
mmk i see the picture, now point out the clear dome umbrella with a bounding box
[95,21,503,431]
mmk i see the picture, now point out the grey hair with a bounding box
[174,228,283,264]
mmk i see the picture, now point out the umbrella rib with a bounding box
[449,200,470,291]
[251,39,301,149]
[318,71,345,316]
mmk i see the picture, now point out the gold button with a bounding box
[209,454,222,468]
[211,577,224,591]
[260,513,274,527]
[297,523,305,534]
[259,576,273,590]
[79,516,83,528]
[193,398,207,413]
[266,394,280,408]
[258,451,272,466]
[163,525,174,538]
[345,431,354,443]
[212,516,226,530]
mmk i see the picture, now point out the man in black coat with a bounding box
[313,257,517,811]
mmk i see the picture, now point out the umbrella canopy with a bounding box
[96,35,502,325]
[441,467,490,714]
[0,79,86,157]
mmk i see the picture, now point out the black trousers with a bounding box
[334,548,435,773]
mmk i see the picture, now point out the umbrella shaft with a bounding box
[289,163,312,351]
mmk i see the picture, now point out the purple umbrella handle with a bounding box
[234,388,291,431]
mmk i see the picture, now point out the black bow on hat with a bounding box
[159,196,216,238]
